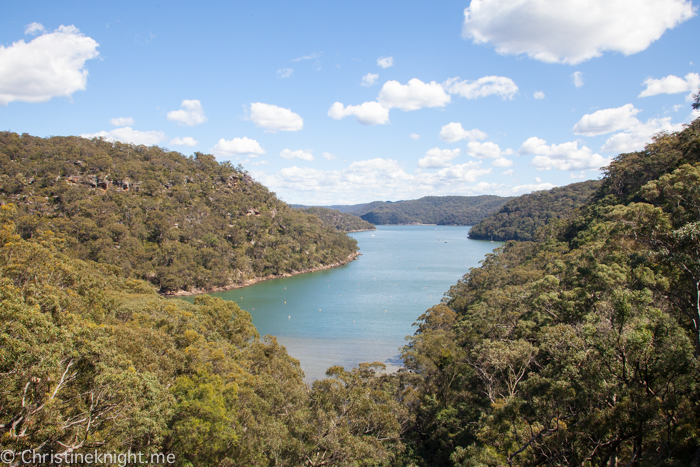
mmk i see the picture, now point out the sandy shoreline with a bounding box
[162,251,362,297]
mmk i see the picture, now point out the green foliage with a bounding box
[0,208,409,466]
[301,206,375,232]
[395,119,700,466]
[358,196,511,226]
[468,180,601,241]
[0,132,357,293]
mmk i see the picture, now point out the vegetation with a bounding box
[468,180,601,241]
[300,206,375,232]
[0,204,409,466]
[3,115,700,465]
[0,133,358,293]
[358,195,511,225]
[397,117,700,465]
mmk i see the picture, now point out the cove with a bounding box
[181,225,501,381]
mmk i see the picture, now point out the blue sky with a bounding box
[1,1,699,204]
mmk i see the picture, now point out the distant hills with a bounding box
[300,206,375,232]
[295,195,513,226]
[468,180,602,241]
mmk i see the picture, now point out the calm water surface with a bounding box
[182,225,500,381]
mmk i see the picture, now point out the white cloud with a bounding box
[328,101,390,125]
[519,137,612,170]
[110,117,134,126]
[280,148,314,161]
[492,157,514,167]
[444,76,518,100]
[292,52,321,62]
[277,68,293,78]
[24,22,45,35]
[250,102,303,132]
[361,73,379,87]
[167,99,208,126]
[502,169,515,175]
[170,136,197,147]
[433,161,491,182]
[439,122,487,143]
[462,0,696,65]
[377,56,394,69]
[252,160,270,166]
[378,79,451,111]
[639,73,700,101]
[572,71,584,87]
[211,137,265,157]
[0,25,99,105]
[418,148,461,168]
[466,141,513,158]
[322,152,337,160]
[409,133,420,140]
[80,127,165,146]
[601,117,685,153]
[573,104,641,136]
[511,183,557,194]
[533,91,545,99]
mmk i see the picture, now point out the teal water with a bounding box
[181,225,500,381]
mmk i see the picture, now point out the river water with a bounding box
[182,225,500,381]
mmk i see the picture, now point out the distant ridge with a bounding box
[295,195,513,226]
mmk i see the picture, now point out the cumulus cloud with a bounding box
[533,91,545,99]
[439,122,487,143]
[250,102,303,132]
[572,71,584,87]
[511,182,557,194]
[519,137,612,170]
[361,73,379,87]
[444,76,518,100]
[601,117,685,153]
[170,136,197,147]
[409,133,420,140]
[573,104,641,136]
[378,79,451,111]
[322,152,337,160]
[277,68,293,78]
[327,101,390,125]
[0,25,99,105]
[210,137,265,157]
[418,148,461,168]
[80,127,165,146]
[492,157,514,167]
[280,149,314,161]
[263,157,493,204]
[24,22,45,35]
[462,0,696,64]
[639,73,700,100]
[110,117,134,126]
[167,99,208,126]
[466,141,513,158]
[377,56,394,68]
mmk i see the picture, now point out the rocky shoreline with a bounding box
[163,251,362,297]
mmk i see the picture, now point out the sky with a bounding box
[1,1,699,205]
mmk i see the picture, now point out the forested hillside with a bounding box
[398,117,700,465]
[0,133,357,293]
[300,206,375,232]
[358,195,511,225]
[0,205,408,466]
[468,180,602,241]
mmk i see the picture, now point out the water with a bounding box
[180,225,500,381]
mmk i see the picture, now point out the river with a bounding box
[182,225,501,381]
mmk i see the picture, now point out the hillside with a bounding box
[300,206,375,232]
[468,179,602,241]
[358,195,512,225]
[0,132,358,293]
[399,117,700,465]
